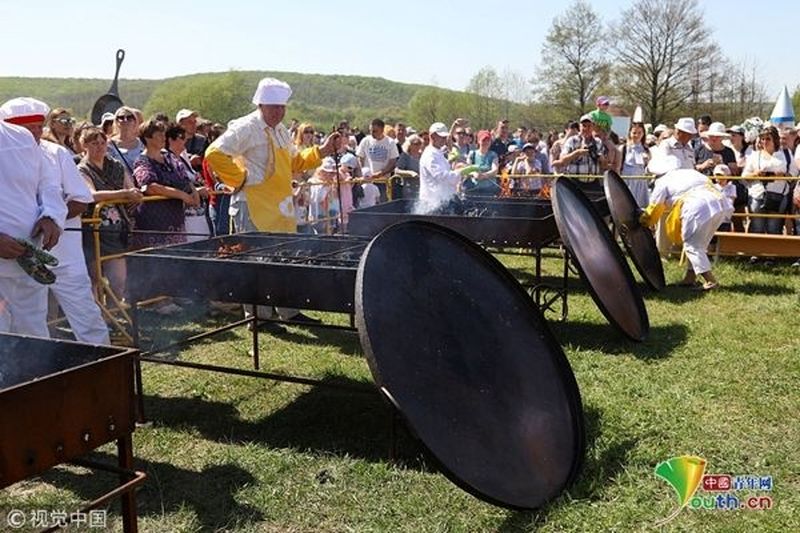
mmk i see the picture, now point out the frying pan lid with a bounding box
[551,177,650,341]
[603,170,665,291]
[355,220,585,509]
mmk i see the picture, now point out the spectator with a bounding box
[131,120,198,250]
[513,143,544,192]
[43,107,77,154]
[176,109,208,171]
[742,124,797,235]
[550,121,578,173]
[100,112,115,136]
[694,122,736,176]
[356,118,398,202]
[591,96,613,132]
[201,123,233,236]
[593,121,620,174]
[395,134,423,199]
[464,129,500,197]
[78,127,142,300]
[525,129,551,173]
[656,118,696,170]
[554,114,605,181]
[359,168,380,208]
[395,122,407,154]
[712,164,737,231]
[725,124,751,231]
[619,122,651,207]
[450,125,472,165]
[108,106,144,178]
[490,119,513,169]
[166,124,211,242]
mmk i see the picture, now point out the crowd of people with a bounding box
[1,80,798,340]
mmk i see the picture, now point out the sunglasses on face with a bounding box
[55,117,74,126]
[116,115,135,122]
[303,130,314,134]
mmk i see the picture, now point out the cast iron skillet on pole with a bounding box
[603,170,666,291]
[90,49,125,125]
[551,177,650,342]
[355,220,585,509]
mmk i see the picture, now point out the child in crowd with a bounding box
[713,164,737,231]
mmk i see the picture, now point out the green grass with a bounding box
[1,253,798,532]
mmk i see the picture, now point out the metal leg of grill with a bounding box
[131,305,147,424]
[251,313,260,370]
[118,435,138,533]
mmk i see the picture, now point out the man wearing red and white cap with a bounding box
[0,97,108,344]
[0,103,66,337]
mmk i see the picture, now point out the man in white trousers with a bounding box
[1,97,109,344]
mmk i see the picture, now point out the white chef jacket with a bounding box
[40,140,93,267]
[419,145,461,211]
[0,122,66,277]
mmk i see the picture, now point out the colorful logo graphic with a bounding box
[654,455,707,525]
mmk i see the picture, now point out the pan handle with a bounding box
[109,49,125,96]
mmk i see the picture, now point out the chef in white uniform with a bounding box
[639,167,733,291]
[0,117,65,336]
[1,98,109,344]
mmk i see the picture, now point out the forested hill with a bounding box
[0,71,458,130]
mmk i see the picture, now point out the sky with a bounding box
[1,0,798,106]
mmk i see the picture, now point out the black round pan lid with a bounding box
[355,221,584,509]
[551,177,649,341]
[603,171,665,291]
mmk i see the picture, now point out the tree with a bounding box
[466,66,503,128]
[534,0,609,118]
[610,0,716,124]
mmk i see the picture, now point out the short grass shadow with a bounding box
[550,321,688,360]
[142,377,428,468]
[35,453,263,531]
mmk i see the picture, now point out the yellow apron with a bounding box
[207,136,321,232]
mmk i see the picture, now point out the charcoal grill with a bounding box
[0,333,145,532]
[348,198,559,247]
[126,222,586,511]
[127,233,370,314]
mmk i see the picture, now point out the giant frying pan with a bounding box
[551,177,649,341]
[603,170,665,291]
[90,49,125,125]
[355,221,584,509]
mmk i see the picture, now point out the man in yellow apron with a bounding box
[639,168,733,291]
[206,77,340,326]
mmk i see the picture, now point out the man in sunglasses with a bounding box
[0,99,68,337]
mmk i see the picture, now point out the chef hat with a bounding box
[251,77,292,106]
[0,97,50,125]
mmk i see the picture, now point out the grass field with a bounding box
[1,252,798,532]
